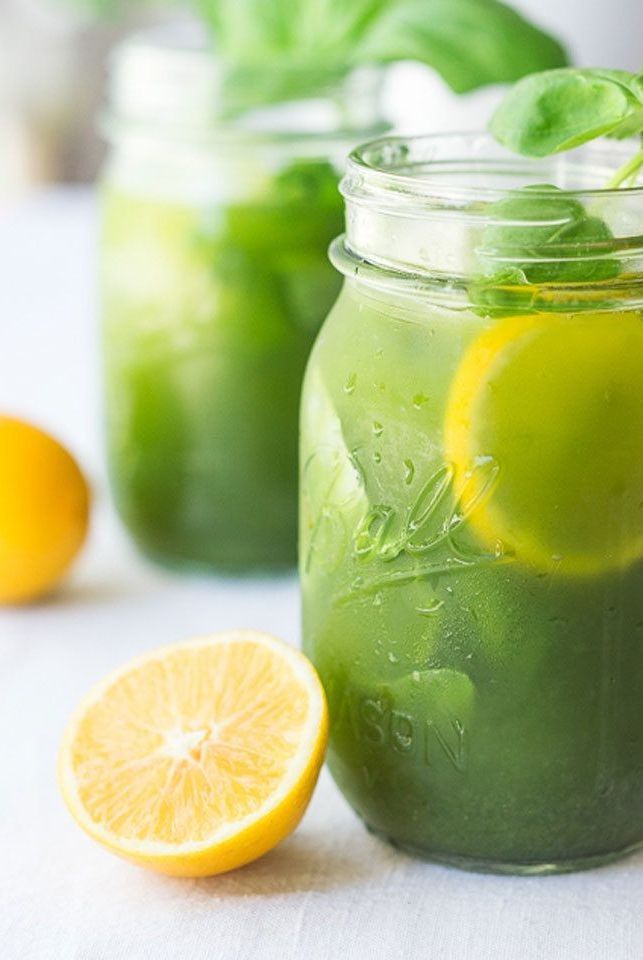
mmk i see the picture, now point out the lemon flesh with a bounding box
[59,632,328,877]
[444,310,643,576]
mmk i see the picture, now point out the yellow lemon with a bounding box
[59,631,328,877]
[444,310,643,576]
[0,416,90,603]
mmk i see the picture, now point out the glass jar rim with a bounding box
[335,132,643,311]
[344,131,643,202]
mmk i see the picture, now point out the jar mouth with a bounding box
[345,132,643,201]
[338,133,643,309]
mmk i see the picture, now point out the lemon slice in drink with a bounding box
[59,632,328,877]
[444,310,643,576]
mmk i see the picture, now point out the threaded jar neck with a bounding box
[333,133,643,312]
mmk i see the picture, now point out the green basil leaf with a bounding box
[490,68,643,157]
[353,0,568,93]
[197,0,395,62]
[471,185,621,315]
[63,0,569,99]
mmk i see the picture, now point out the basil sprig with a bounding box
[65,0,568,99]
[339,0,569,95]
[490,68,643,187]
[473,67,643,313]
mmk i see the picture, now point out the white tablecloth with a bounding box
[1,189,642,960]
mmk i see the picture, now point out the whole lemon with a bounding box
[0,417,90,604]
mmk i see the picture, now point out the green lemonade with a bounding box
[301,277,643,871]
[102,160,343,572]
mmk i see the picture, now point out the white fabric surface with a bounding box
[1,189,643,960]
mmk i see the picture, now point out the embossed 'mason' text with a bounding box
[334,688,468,773]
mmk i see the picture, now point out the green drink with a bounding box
[100,27,381,572]
[102,161,342,571]
[301,134,643,872]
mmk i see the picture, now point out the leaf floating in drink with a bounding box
[471,185,621,315]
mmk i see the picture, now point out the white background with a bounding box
[2,185,643,959]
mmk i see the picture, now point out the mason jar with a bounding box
[100,23,385,573]
[301,132,643,873]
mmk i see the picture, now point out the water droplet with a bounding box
[411,671,421,682]
[403,459,415,485]
[372,421,384,438]
[373,591,384,608]
[413,393,429,409]
[344,373,357,395]
[416,599,444,616]
[387,652,399,664]
[375,348,384,360]
[373,451,382,464]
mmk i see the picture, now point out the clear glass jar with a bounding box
[301,132,643,873]
[100,23,385,573]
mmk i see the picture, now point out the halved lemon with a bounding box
[444,310,643,576]
[59,631,328,877]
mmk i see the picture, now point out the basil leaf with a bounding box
[353,0,568,93]
[63,0,569,97]
[198,0,391,62]
[490,68,643,157]
[471,185,620,315]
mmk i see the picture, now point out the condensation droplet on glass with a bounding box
[373,591,384,608]
[413,393,429,409]
[372,421,384,438]
[416,599,444,616]
[403,459,415,485]
[387,651,399,664]
[344,372,357,395]
[373,451,382,464]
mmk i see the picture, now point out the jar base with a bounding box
[139,545,296,579]
[368,827,643,876]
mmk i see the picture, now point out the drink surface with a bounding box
[102,160,343,572]
[301,280,643,868]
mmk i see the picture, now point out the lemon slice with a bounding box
[59,631,328,877]
[444,310,643,576]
